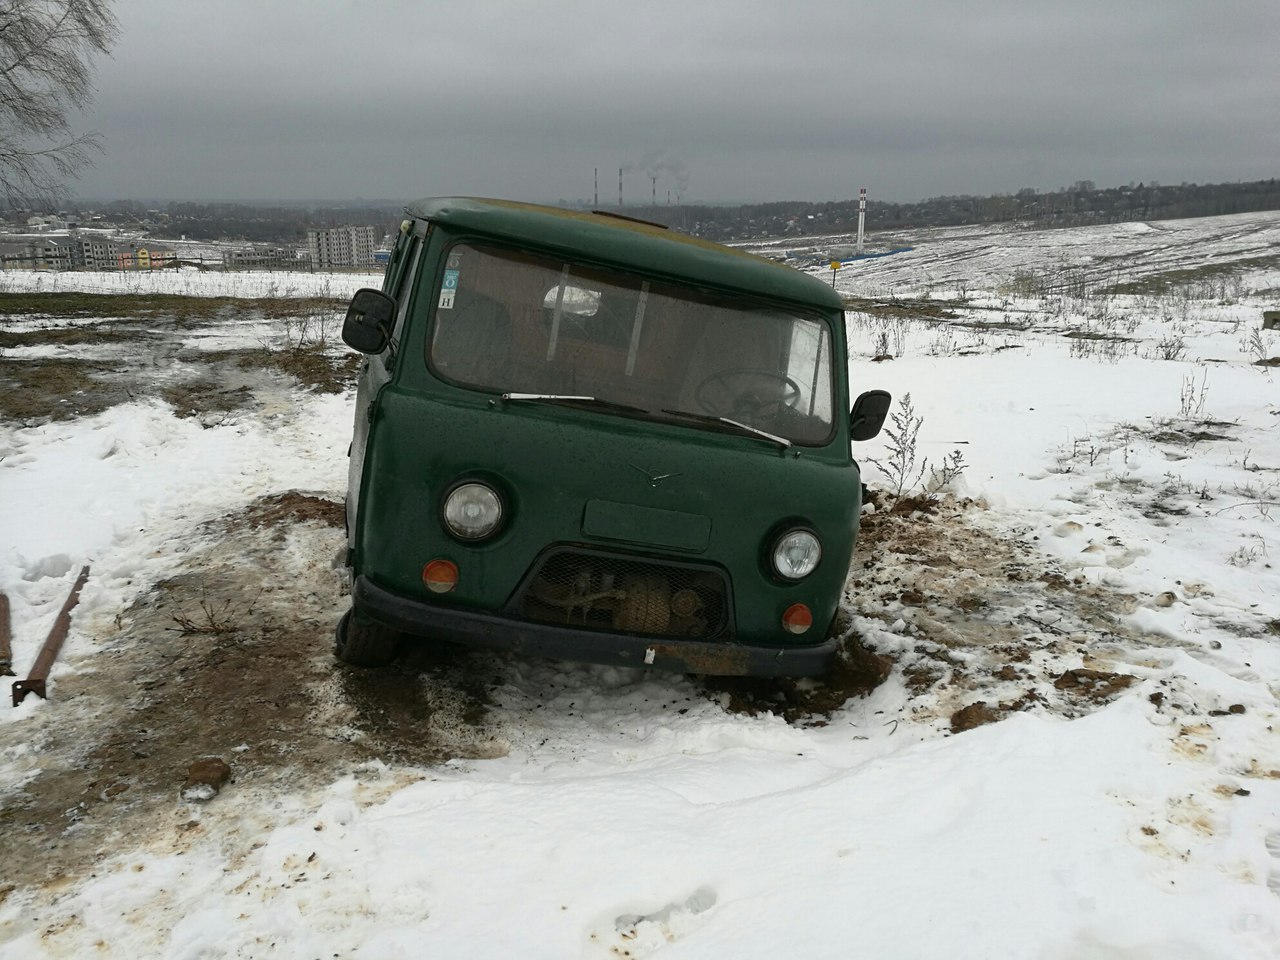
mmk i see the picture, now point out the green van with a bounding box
[336,198,889,676]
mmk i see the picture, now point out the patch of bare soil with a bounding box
[236,490,346,529]
[0,340,358,424]
[1063,330,1135,342]
[0,493,499,892]
[1150,427,1235,444]
[702,618,893,724]
[160,381,255,420]
[847,494,1162,730]
[0,358,134,421]
[270,344,362,393]
[0,323,142,350]
[950,701,1002,733]
[184,345,361,395]
[0,291,345,322]
[0,297,358,424]
[842,296,959,321]
[950,318,1034,332]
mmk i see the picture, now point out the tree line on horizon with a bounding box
[4,178,1277,246]
[635,178,1280,242]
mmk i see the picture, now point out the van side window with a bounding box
[382,237,421,371]
[380,220,415,297]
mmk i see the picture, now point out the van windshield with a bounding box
[427,242,835,445]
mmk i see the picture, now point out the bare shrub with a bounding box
[925,449,968,499]
[1152,333,1187,362]
[0,0,120,203]
[170,586,260,637]
[1241,328,1272,364]
[1178,371,1209,419]
[867,393,928,499]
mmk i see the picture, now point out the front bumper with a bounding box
[353,575,837,677]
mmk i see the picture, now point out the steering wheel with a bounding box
[694,369,802,420]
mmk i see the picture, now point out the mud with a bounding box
[1053,668,1138,701]
[0,291,344,321]
[702,625,893,723]
[950,701,1003,733]
[0,294,356,423]
[0,358,129,421]
[849,494,1164,725]
[0,495,501,892]
[842,296,959,321]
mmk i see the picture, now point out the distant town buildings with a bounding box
[1,208,397,273]
[0,233,177,271]
[116,248,177,270]
[306,225,378,269]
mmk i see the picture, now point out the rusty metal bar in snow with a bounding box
[0,592,12,677]
[12,565,90,707]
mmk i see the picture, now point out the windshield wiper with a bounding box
[659,409,792,449]
[501,393,649,415]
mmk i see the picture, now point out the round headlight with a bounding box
[772,529,821,579]
[443,483,503,541]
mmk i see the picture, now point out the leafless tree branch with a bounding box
[0,0,118,206]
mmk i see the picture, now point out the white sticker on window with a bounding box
[439,268,459,308]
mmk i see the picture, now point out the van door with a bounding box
[346,228,423,554]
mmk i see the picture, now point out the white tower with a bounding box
[856,187,866,255]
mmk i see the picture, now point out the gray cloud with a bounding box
[71,0,1280,203]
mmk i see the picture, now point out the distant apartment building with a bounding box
[0,239,67,270]
[306,225,378,269]
[72,234,121,269]
[25,237,75,270]
[223,246,311,270]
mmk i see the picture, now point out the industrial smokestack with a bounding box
[619,167,623,208]
[594,168,598,207]
[857,187,867,255]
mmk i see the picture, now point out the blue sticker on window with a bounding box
[443,269,460,290]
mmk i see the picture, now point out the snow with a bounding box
[0,266,378,300]
[2,210,1280,958]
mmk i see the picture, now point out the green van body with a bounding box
[338,197,881,677]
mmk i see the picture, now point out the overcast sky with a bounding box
[70,0,1278,205]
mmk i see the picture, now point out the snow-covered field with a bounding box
[2,210,1279,959]
[0,266,377,301]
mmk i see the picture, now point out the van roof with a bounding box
[405,197,843,311]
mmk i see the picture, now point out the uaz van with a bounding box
[337,198,889,676]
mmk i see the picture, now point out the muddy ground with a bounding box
[0,293,357,423]
[1,492,513,893]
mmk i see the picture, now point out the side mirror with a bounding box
[342,288,395,354]
[850,389,891,442]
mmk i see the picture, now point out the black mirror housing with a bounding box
[343,288,396,354]
[850,389,891,442]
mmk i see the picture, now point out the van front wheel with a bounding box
[334,608,400,667]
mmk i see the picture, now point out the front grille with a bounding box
[513,547,730,640]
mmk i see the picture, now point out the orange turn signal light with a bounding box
[423,559,459,594]
[782,603,813,635]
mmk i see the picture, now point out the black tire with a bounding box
[334,608,401,667]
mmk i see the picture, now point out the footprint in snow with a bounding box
[1265,831,1280,896]
[590,886,718,957]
